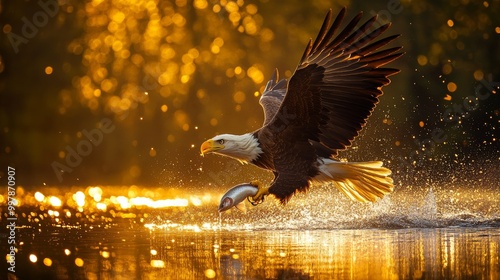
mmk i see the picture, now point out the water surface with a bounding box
[2,185,500,279]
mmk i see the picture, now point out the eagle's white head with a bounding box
[200,133,262,164]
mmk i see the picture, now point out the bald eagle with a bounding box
[201,8,403,205]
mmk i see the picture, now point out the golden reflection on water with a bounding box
[2,185,500,279]
[145,229,500,279]
[3,185,210,221]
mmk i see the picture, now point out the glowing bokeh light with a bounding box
[447,82,457,92]
[204,269,216,278]
[75,258,84,267]
[96,202,107,211]
[88,187,103,202]
[44,66,53,75]
[150,260,166,268]
[73,191,86,207]
[129,197,189,208]
[115,196,131,209]
[34,192,45,202]
[43,258,53,267]
[29,254,38,263]
[190,197,202,206]
[49,196,62,207]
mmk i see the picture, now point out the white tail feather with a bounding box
[314,159,394,202]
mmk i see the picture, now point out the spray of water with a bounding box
[145,175,499,232]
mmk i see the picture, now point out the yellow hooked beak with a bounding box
[200,139,224,156]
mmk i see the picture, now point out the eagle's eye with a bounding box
[218,139,225,145]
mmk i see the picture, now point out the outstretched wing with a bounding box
[259,69,288,126]
[263,8,403,202]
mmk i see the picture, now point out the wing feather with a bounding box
[259,69,288,126]
[310,9,333,52]
[322,12,364,53]
[260,8,403,202]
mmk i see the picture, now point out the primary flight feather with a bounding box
[201,8,403,205]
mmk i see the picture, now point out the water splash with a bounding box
[7,182,498,233]
[145,182,500,232]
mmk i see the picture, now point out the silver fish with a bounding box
[218,183,258,212]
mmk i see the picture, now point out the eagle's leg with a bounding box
[247,180,269,206]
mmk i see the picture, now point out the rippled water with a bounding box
[149,228,500,279]
[2,184,500,279]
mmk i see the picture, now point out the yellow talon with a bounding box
[248,180,269,206]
